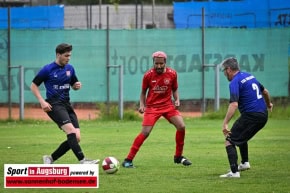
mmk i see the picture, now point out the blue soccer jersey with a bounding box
[32,62,78,101]
[229,71,267,113]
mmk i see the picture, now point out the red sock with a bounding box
[175,130,185,157]
[127,133,147,160]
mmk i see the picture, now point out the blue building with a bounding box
[173,0,290,28]
[0,5,64,29]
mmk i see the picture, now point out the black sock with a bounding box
[226,145,238,173]
[51,140,70,161]
[239,143,248,163]
[67,133,85,161]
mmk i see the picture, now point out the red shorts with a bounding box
[142,105,181,126]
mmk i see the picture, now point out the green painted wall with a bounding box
[0,28,288,103]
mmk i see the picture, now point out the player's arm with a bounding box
[172,72,180,107]
[72,81,81,90]
[222,101,238,137]
[70,73,81,90]
[172,89,180,107]
[138,89,146,114]
[259,83,273,112]
[30,82,52,112]
[262,88,273,112]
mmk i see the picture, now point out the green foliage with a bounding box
[267,97,290,119]
[201,100,290,120]
[0,119,289,193]
[96,102,141,121]
[268,105,290,119]
[202,103,232,120]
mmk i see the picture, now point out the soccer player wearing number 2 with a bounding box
[220,57,273,178]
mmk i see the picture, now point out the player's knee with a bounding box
[225,140,232,146]
[141,131,150,137]
[75,133,81,142]
[176,124,185,131]
[141,126,152,137]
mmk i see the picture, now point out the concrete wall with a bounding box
[64,5,174,29]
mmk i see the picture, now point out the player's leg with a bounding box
[48,141,70,164]
[122,126,154,168]
[62,123,84,160]
[170,115,185,156]
[43,104,70,164]
[64,108,99,164]
[68,108,81,143]
[122,110,160,168]
[239,142,248,163]
[167,109,191,166]
[46,129,83,163]
[220,116,244,178]
[238,142,250,171]
[52,105,82,161]
[45,105,98,164]
[220,140,240,178]
[127,126,153,161]
[44,111,80,163]
[237,112,268,171]
[61,123,98,164]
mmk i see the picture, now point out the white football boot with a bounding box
[220,171,240,178]
[43,155,53,164]
[238,162,251,171]
[80,158,100,164]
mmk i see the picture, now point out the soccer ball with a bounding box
[102,156,120,174]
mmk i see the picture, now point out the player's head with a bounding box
[221,57,240,71]
[152,51,167,74]
[55,43,73,66]
[221,57,240,81]
[56,43,72,54]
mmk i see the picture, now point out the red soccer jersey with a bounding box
[142,67,178,108]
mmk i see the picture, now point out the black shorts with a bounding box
[226,111,268,146]
[46,100,79,129]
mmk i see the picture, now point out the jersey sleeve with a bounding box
[229,80,239,103]
[258,82,265,92]
[70,67,79,86]
[32,66,49,86]
[172,71,178,91]
[141,72,149,91]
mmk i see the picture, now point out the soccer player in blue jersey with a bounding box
[30,43,99,164]
[219,57,273,178]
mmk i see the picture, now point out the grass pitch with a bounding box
[0,118,289,193]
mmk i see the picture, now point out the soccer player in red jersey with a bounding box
[122,51,192,168]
